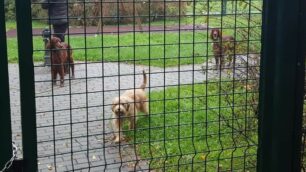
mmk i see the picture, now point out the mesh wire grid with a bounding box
[302,68,306,171]
[25,0,263,171]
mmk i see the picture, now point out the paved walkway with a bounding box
[9,55,255,171]
[7,22,212,172]
[9,62,209,172]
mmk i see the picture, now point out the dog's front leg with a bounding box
[128,108,137,130]
[112,118,123,143]
[228,54,234,67]
[214,55,219,70]
[51,68,57,85]
[71,64,75,79]
[64,63,69,75]
[129,115,135,130]
[59,64,65,87]
[70,58,75,79]
[220,55,225,70]
[143,101,149,116]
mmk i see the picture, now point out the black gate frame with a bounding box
[0,0,13,169]
[15,0,38,171]
[258,0,306,171]
[0,0,305,171]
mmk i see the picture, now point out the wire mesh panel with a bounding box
[28,0,262,171]
[302,105,306,171]
[302,70,306,171]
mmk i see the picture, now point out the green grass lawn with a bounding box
[124,82,258,171]
[6,0,262,67]
[6,20,46,31]
[8,31,212,67]
[7,16,261,67]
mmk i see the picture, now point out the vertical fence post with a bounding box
[0,0,13,169]
[258,0,306,171]
[15,0,37,171]
[221,0,227,16]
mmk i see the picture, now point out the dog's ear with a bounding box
[210,29,214,39]
[112,97,121,112]
[123,103,130,111]
[54,37,64,48]
[111,103,116,112]
[57,43,64,48]
[216,29,221,37]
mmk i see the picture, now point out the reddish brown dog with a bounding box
[46,37,75,87]
[210,28,236,70]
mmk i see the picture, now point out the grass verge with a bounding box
[6,20,46,31]
[125,82,258,171]
[6,1,261,67]
[8,31,211,67]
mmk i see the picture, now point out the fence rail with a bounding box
[1,0,305,171]
[30,0,262,171]
[0,0,13,170]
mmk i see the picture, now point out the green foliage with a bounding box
[4,0,15,20]
[26,0,188,26]
[31,2,48,21]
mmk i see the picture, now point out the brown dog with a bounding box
[46,36,75,87]
[210,28,236,70]
[111,70,148,143]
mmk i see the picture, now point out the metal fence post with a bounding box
[42,28,51,66]
[258,0,306,171]
[15,0,38,171]
[221,0,227,16]
[0,0,13,170]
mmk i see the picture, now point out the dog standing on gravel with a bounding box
[210,28,236,70]
[111,70,148,143]
[47,36,75,87]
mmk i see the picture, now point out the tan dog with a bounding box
[111,70,148,143]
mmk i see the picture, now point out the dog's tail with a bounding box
[139,70,147,90]
[67,44,73,59]
[66,44,75,78]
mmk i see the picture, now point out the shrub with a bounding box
[4,0,15,20]
[6,0,188,26]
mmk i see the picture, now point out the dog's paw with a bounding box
[114,137,124,143]
[114,137,120,143]
[113,136,125,143]
[214,65,219,70]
